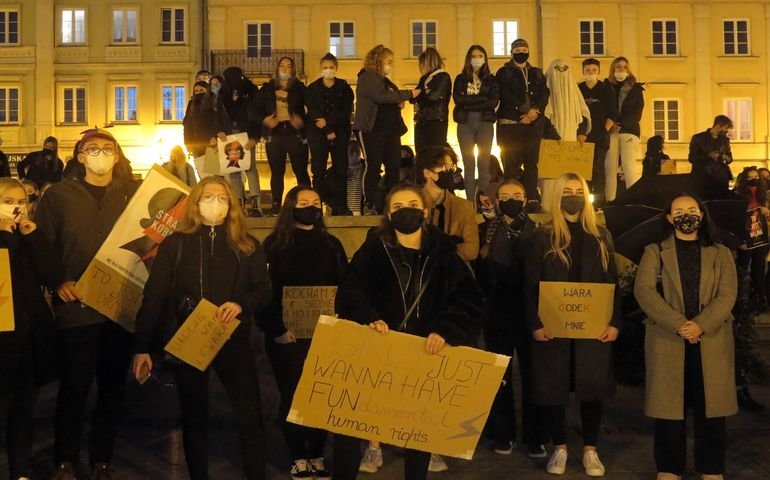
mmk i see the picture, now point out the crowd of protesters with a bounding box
[0,38,766,480]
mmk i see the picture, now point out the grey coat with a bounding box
[353,70,412,133]
[634,235,738,420]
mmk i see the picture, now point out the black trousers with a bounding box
[497,123,542,201]
[654,343,726,476]
[359,129,401,212]
[266,132,310,206]
[0,342,37,479]
[333,434,431,480]
[588,146,608,207]
[738,246,769,303]
[172,332,266,480]
[414,120,448,156]
[309,131,350,212]
[265,339,328,460]
[542,402,603,447]
[54,321,133,466]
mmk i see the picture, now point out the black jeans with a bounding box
[414,120,448,155]
[542,402,603,447]
[0,342,37,479]
[654,342,726,476]
[54,321,133,466]
[496,123,542,201]
[309,131,350,212]
[738,246,769,304]
[588,146,608,207]
[173,331,266,480]
[266,130,310,206]
[359,129,401,212]
[333,434,430,480]
[265,339,328,460]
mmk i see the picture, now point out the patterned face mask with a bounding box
[672,213,701,234]
[560,195,585,215]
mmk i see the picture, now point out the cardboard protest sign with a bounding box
[0,249,14,332]
[76,165,191,332]
[164,298,241,371]
[538,281,614,339]
[746,207,769,250]
[538,139,595,180]
[192,147,221,178]
[287,316,510,460]
[282,286,337,339]
[218,132,252,174]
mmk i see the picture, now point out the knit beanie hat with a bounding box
[511,38,529,50]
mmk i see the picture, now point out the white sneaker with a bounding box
[583,450,606,477]
[428,454,449,472]
[546,448,568,475]
[290,459,314,480]
[359,447,383,473]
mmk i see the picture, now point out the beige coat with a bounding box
[634,235,738,420]
[425,190,480,262]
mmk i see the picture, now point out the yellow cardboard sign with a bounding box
[282,286,337,339]
[538,139,595,180]
[0,249,14,332]
[287,316,510,460]
[164,298,241,371]
[538,281,614,339]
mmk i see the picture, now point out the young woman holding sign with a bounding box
[634,193,737,480]
[262,186,348,480]
[333,183,482,480]
[133,176,270,480]
[525,172,621,477]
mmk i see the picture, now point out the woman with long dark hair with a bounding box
[133,176,270,480]
[262,186,347,480]
[635,192,737,480]
[734,167,770,309]
[184,81,230,175]
[453,45,500,201]
[258,57,311,215]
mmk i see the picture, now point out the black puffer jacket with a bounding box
[336,225,482,347]
[452,72,500,124]
[412,70,452,123]
[495,62,549,122]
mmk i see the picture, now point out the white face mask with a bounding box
[584,74,598,83]
[278,71,292,81]
[322,68,336,80]
[382,64,393,76]
[198,202,229,225]
[614,71,629,82]
[0,204,26,223]
[470,58,485,69]
[85,153,115,176]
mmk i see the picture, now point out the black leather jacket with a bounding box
[412,70,452,123]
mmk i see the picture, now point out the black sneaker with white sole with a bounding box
[290,459,314,480]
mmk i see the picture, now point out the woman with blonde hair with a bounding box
[163,145,198,187]
[525,172,622,477]
[412,47,452,155]
[133,176,270,480]
[353,45,420,214]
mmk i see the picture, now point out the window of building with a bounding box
[112,8,138,44]
[652,19,678,55]
[61,9,86,45]
[0,87,19,124]
[329,22,355,58]
[492,20,518,57]
[0,10,19,45]
[161,85,185,122]
[246,22,271,58]
[113,86,138,122]
[723,19,749,55]
[61,86,87,124]
[411,21,437,58]
[723,98,752,141]
[161,7,185,44]
[579,19,605,56]
[653,99,680,141]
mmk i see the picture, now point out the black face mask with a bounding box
[672,214,701,234]
[512,52,530,64]
[561,195,585,216]
[747,178,760,187]
[390,207,425,234]
[28,194,38,204]
[434,170,455,191]
[499,199,524,219]
[293,205,322,226]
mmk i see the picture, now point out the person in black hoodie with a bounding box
[689,115,734,196]
[412,47,452,155]
[641,135,670,178]
[262,185,348,480]
[184,81,230,163]
[257,56,311,215]
[306,53,355,215]
[0,178,60,480]
[494,39,549,210]
[454,45,500,202]
[132,176,269,480]
[17,136,64,188]
[332,182,483,480]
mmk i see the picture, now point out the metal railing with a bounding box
[209,49,305,78]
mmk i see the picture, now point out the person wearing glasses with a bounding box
[35,128,139,480]
[133,176,270,480]
[635,193,737,480]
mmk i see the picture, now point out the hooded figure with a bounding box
[544,59,592,141]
